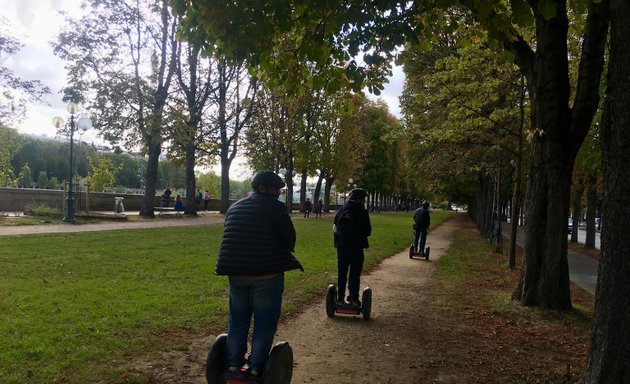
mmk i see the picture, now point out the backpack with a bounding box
[335,210,356,241]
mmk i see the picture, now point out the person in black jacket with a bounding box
[413,201,431,255]
[216,171,303,378]
[333,188,371,307]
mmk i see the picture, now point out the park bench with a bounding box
[153,206,183,217]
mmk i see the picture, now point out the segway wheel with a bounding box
[425,246,430,260]
[409,245,414,259]
[326,284,337,318]
[263,341,293,384]
[205,333,227,384]
[361,287,372,320]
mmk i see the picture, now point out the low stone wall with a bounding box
[0,187,338,213]
[0,187,224,212]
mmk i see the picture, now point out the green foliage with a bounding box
[197,171,221,198]
[0,127,26,186]
[19,163,32,188]
[356,99,403,196]
[36,171,48,189]
[11,134,97,184]
[229,178,252,200]
[0,212,453,383]
[48,177,59,190]
[23,203,63,219]
[537,0,558,20]
[400,33,528,203]
[86,155,123,192]
[157,160,187,190]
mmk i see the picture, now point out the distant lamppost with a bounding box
[53,102,92,223]
[278,168,295,211]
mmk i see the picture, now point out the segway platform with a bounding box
[205,334,293,384]
[409,244,430,260]
[325,284,372,320]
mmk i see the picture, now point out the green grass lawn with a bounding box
[0,211,454,383]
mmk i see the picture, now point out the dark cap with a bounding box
[251,171,286,190]
[348,188,368,201]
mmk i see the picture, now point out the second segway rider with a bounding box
[413,201,431,256]
[333,188,371,307]
[215,171,303,379]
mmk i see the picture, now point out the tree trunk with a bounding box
[324,175,334,212]
[571,181,584,243]
[313,171,324,206]
[285,157,294,213]
[299,168,307,211]
[583,2,630,380]
[513,8,575,309]
[184,144,198,216]
[219,159,232,213]
[139,139,160,217]
[585,173,597,248]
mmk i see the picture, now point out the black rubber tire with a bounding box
[409,245,414,259]
[361,287,372,320]
[263,342,293,384]
[326,284,336,318]
[425,246,430,260]
[205,333,227,384]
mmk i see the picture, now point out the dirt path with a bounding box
[134,216,459,383]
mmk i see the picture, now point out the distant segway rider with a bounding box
[216,171,303,379]
[333,188,372,307]
[413,201,431,256]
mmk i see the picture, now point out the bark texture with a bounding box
[583,1,630,381]
[511,0,608,309]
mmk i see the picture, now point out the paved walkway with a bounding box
[0,211,225,236]
[501,223,599,295]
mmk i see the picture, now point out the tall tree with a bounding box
[0,18,51,126]
[244,88,299,211]
[54,0,178,217]
[583,1,630,380]
[209,59,258,213]
[170,38,215,216]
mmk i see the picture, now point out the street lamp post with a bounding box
[53,102,92,223]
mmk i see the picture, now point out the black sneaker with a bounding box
[247,368,262,383]
[350,299,361,308]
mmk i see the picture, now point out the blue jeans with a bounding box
[226,274,284,371]
[337,248,364,301]
[414,229,427,253]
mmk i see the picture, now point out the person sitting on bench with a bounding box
[161,187,172,207]
[174,194,185,212]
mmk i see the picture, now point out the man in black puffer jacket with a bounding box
[333,188,371,307]
[216,171,303,379]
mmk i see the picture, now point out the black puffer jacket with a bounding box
[333,200,372,249]
[216,192,303,276]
